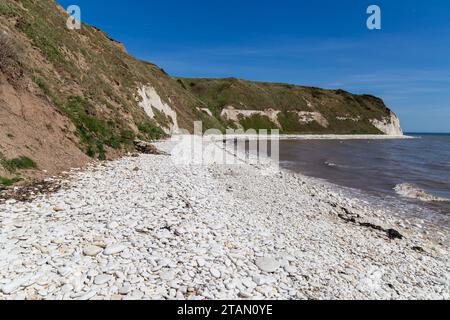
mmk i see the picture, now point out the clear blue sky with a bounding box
[57,0,450,132]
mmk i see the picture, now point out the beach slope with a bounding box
[0,139,448,300]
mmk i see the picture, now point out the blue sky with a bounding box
[57,0,450,132]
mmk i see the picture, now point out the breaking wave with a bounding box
[394,183,450,203]
[324,161,338,167]
[324,161,350,169]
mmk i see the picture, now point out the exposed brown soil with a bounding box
[0,72,90,180]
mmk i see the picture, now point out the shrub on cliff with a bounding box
[0,31,19,78]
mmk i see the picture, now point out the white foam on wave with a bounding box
[325,161,337,167]
[324,161,349,169]
[394,183,450,202]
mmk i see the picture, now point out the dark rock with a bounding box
[338,207,405,241]
[412,246,425,253]
[134,139,169,155]
[360,222,383,231]
[387,229,404,240]
[0,178,63,204]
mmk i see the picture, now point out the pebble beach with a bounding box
[0,138,448,300]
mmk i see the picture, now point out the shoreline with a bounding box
[0,139,448,300]
[218,136,449,237]
[204,134,414,140]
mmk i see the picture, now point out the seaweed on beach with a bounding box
[335,205,404,240]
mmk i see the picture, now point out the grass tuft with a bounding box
[0,154,38,173]
[137,122,165,141]
[0,176,21,187]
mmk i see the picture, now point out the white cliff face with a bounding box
[370,112,403,136]
[200,108,214,117]
[220,106,329,129]
[295,111,329,128]
[137,85,179,134]
[221,106,282,128]
[220,106,403,135]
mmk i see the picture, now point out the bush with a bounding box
[0,176,21,187]
[33,77,52,96]
[0,31,15,62]
[63,96,138,159]
[137,122,164,141]
[0,31,18,74]
[9,156,38,170]
[0,156,38,172]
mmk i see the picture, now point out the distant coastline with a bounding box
[212,134,413,141]
[405,132,450,136]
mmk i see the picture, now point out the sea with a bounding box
[276,133,450,229]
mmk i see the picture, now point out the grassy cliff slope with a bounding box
[0,0,402,186]
[0,0,207,185]
[178,78,401,135]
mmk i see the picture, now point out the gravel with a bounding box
[0,139,448,300]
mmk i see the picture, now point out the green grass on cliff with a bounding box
[1,0,391,150]
[238,114,279,131]
[0,176,21,187]
[0,0,202,161]
[4,157,37,171]
[0,152,38,173]
[0,153,36,187]
[178,78,389,134]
